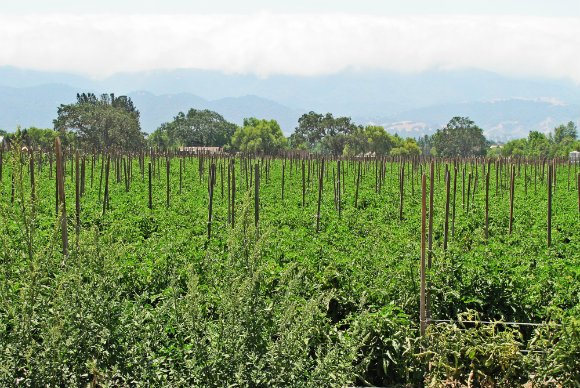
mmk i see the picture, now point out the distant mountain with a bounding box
[0,84,78,130]
[377,99,580,141]
[0,85,302,134]
[0,66,579,138]
[128,91,302,133]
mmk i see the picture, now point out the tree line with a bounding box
[0,92,578,157]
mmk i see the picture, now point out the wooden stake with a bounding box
[316,159,324,233]
[55,138,68,256]
[420,173,427,336]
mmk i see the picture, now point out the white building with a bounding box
[570,150,580,162]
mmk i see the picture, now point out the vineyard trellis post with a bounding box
[55,137,68,256]
[420,173,427,336]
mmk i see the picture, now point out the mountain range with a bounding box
[0,66,579,141]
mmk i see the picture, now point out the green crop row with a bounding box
[0,149,579,386]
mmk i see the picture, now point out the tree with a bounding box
[344,125,396,156]
[500,138,527,157]
[290,112,357,155]
[526,131,551,157]
[150,109,237,149]
[230,118,287,154]
[390,136,421,157]
[54,93,144,150]
[431,117,488,157]
[554,121,577,144]
[21,127,59,150]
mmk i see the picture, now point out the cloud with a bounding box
[1,13,579,81]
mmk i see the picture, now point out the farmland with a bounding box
[1,146,579,386]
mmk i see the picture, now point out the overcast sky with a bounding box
[1,0,579,81]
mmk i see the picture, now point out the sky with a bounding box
[1,0,579,81]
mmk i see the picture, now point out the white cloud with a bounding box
[1,13,579,82]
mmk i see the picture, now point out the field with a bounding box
[1,147,579,386]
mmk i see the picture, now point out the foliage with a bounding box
[149,109,237,149]
[493,121,580,158]
[21,127,60,149]
[390,137,422,157]
[343,125,397,156]
[431,116,488,157]
[0,146,579,385]
[420,312,528,387]
[230,118,287,154]
[290,112,358,155]
[54,93,145,151]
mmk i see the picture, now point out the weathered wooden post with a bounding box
[509,165,515,235]
[102,155,110,216]
[148,162,152,210]
[55,137,68,256]
[208,163,215,239]
[75,150,80,237]
[254,163,260,229]
[399,163,405,221]
[316,159,324,233]
[485,171,490,240]
[443,168,450,250]
[420,173,427,336]
[166,157,170,208]
[547,164,552,247]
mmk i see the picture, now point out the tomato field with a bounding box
[1,146,579,386]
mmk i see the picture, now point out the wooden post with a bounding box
[547,164,552,247]
[452,167,457,237]
[337,160,341,218]
[466,172,472,214]
[301,160,306,208]
[254,163,259,229]
[220,159,224,199]
[428,161,434,266]
[355,161,361,208]
[509,165,515,235]
[485,171,490,240]
[75,151,80,237]
[29,150,36,203]
[102,155,110,216]
[399,164,405,221]
[227,160,231,224]
[98,152,104,201]
[443,168,450,250]
[166,157,170,208]
[208,163,215,239]
[316,159,324,233]
[420,173,427,336]
[55,138,68,256]
[80,156,86,197]
[282,162,285,201]
[148,162,152,209]
[231,160,236,228]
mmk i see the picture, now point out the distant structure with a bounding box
[179,146,223,155]
[570,150,580,163]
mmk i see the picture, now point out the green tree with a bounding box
[500,138,527,157]
[526,131,551,157]
[432,117,488,157]
[290,112,357,155]
[21,127,59,150]
[390,136,421,157]
[344,125,396,156]
[54,93,144,150]
[230,118,287,154]
[150,109,237,149]
[554,121,577,144]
